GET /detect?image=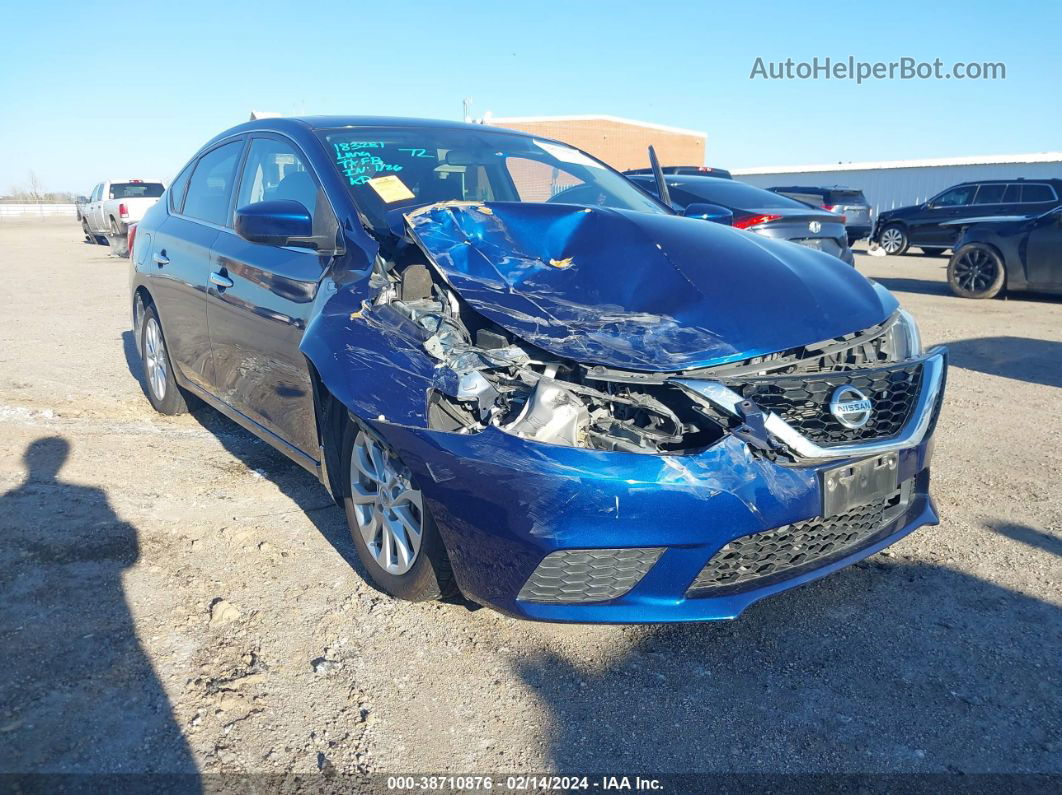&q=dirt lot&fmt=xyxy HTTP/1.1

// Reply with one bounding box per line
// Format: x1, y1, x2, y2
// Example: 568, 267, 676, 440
1, 219, 1059, 778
